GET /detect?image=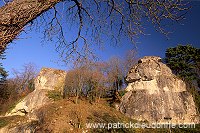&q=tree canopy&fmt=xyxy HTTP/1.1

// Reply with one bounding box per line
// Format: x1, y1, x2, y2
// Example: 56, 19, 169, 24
165, 44, 200, 87
0, 0, 190, 61
0, 51, 7, 83
0, 50, 8, 103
